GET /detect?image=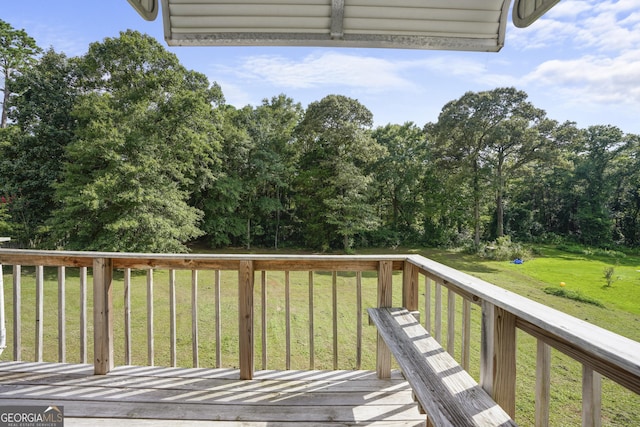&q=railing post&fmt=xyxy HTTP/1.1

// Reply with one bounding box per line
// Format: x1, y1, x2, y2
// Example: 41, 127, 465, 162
402, 260, 419, 314
376, 260, 393, 379
93, 257, 114, 375
482, 302, 517, 418
239, 260, 254, 380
